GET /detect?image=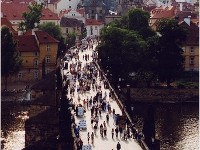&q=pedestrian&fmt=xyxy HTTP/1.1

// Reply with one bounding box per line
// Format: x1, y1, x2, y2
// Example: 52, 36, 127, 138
106, 113, 109, 124
111, 128, 114, 139
100, 124, 103, 137
119, 127, 123, 138
87, 132, 90, 143
103, 126, 107, 137
91, 132, 94, 144
115, 127, 119, 138
94, 123, 98, 135
117, 142, 121, 150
